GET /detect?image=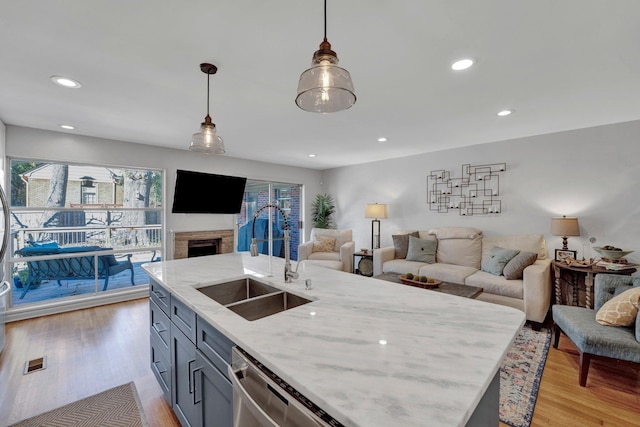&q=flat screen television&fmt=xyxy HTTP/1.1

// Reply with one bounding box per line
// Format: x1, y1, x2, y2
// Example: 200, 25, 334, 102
172, 170, 247, 214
